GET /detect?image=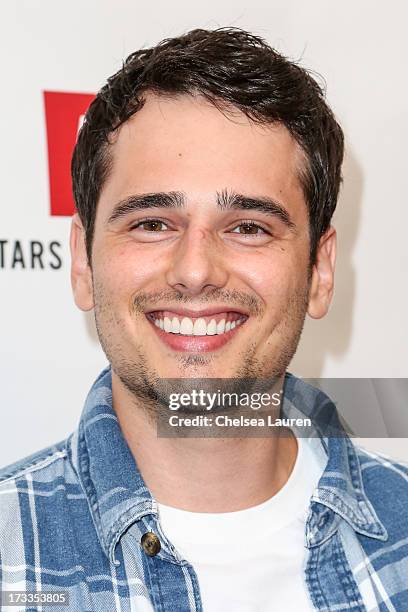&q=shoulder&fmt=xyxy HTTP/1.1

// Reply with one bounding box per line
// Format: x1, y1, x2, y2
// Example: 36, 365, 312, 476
354, 442, 408, 533
0, 437, 78, 542
355, 443, 408, 485
0, 438, 71, 486
0, 436, 88, 578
